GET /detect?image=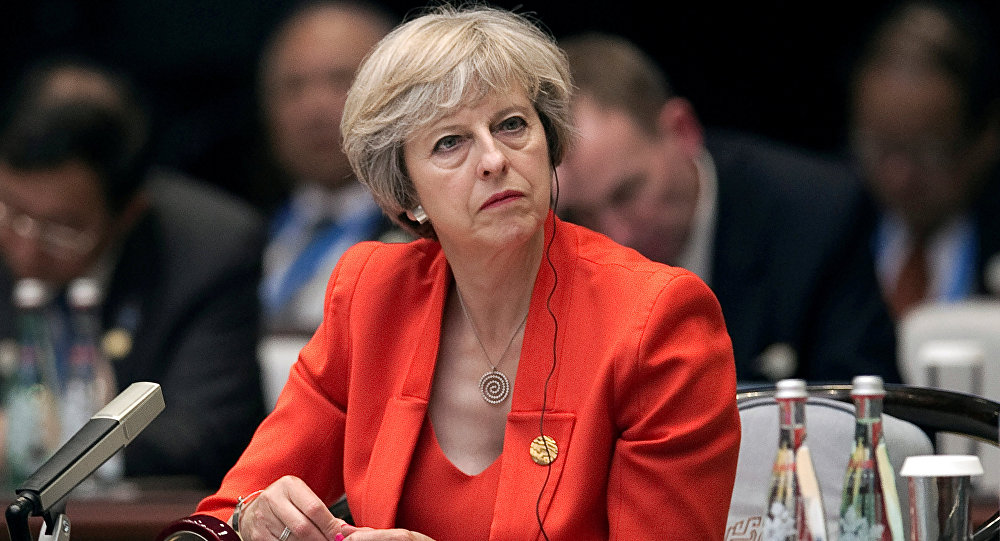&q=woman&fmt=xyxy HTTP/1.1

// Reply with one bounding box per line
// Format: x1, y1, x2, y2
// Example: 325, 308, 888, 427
196, 5, 740, 540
